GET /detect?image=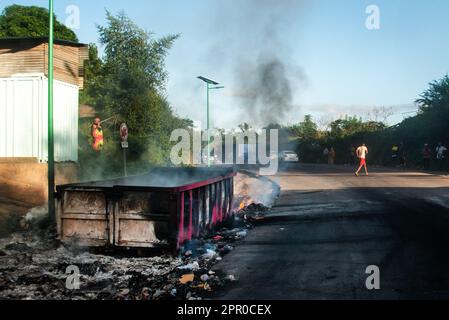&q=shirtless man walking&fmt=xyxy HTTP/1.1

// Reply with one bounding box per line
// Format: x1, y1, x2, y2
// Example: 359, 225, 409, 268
355, 143, 369, 176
